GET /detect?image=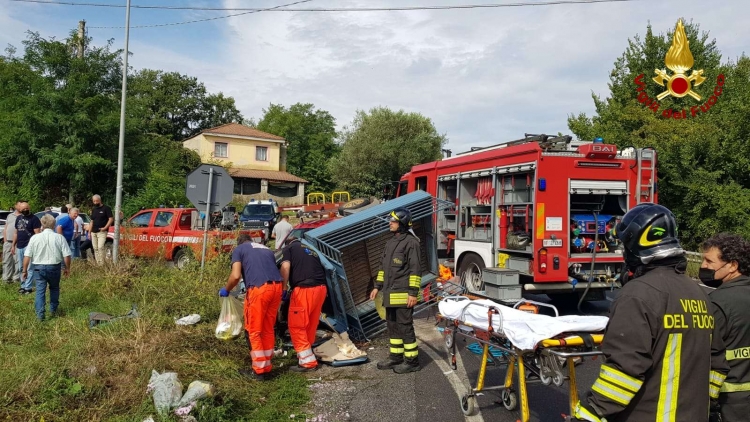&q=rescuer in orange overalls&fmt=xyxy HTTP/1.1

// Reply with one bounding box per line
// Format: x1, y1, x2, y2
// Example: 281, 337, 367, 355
280, 235, 328, 372
220, 234, 283, 381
